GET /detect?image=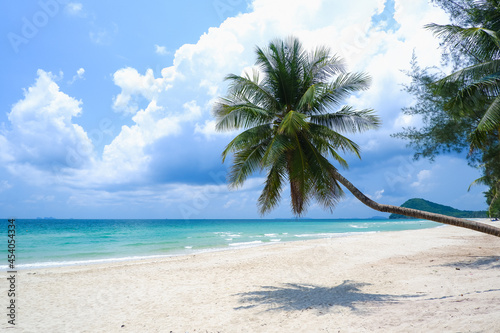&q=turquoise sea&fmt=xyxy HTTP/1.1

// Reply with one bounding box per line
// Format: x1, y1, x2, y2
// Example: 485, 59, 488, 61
1, 218, 441, 269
